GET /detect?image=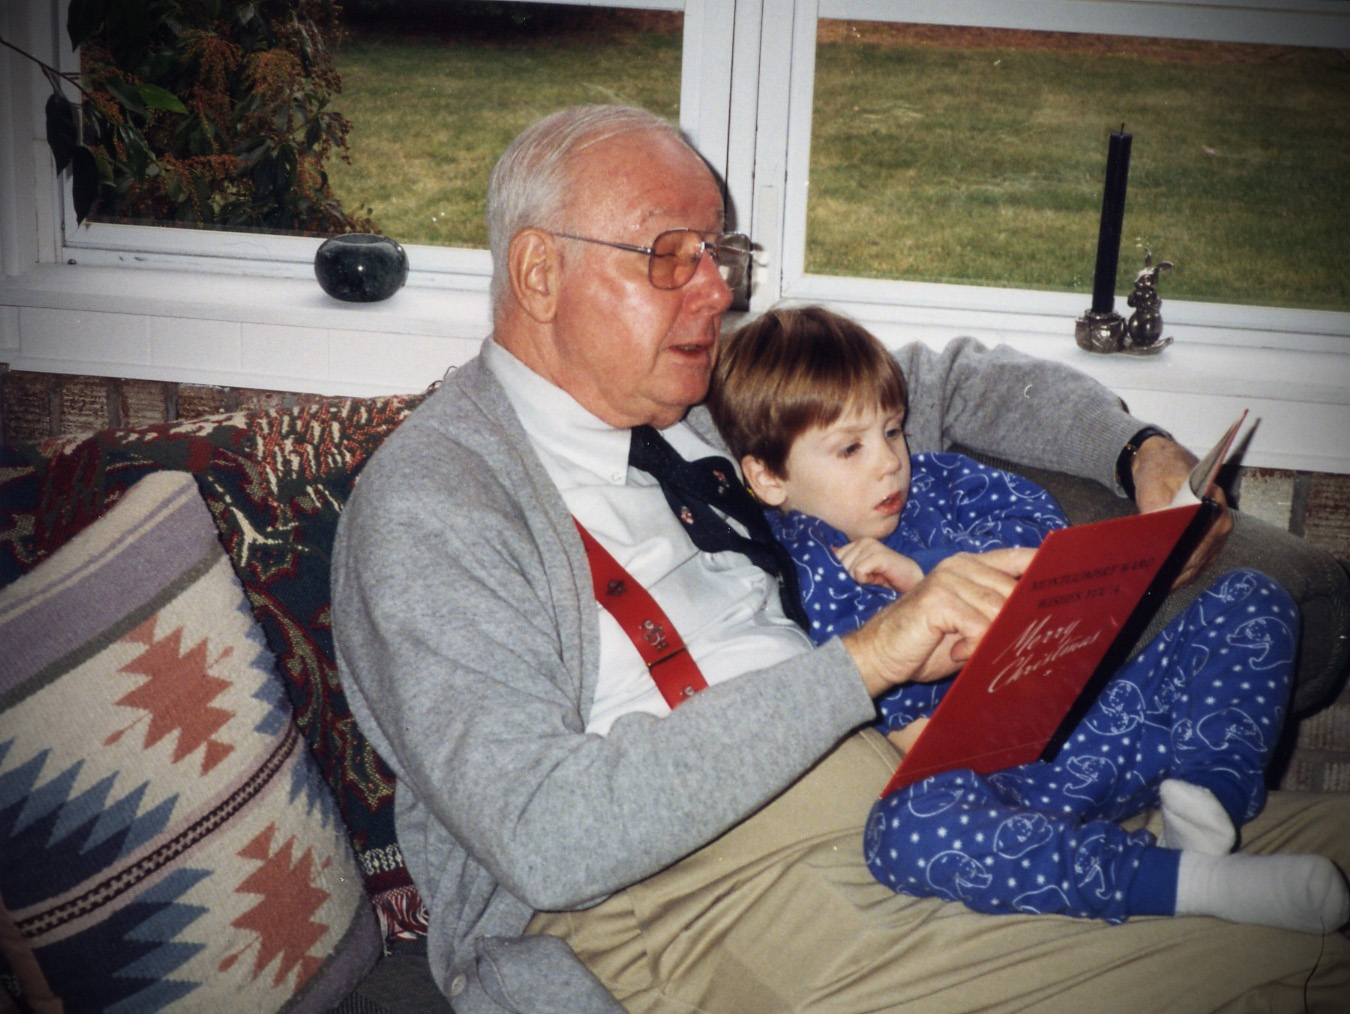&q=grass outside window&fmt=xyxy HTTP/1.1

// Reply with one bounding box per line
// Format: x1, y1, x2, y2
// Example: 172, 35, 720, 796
327, 20, 1350, 312
325, 14, 681, 251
